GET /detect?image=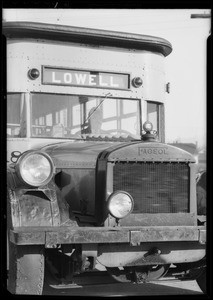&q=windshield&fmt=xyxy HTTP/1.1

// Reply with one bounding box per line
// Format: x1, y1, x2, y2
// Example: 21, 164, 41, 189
31, 93, 141, 139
